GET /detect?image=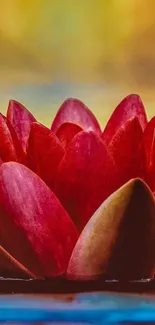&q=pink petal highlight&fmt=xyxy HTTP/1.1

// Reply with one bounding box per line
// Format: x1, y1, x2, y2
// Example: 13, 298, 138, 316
51, 98, 101, 135
0, 162, 79, 277
102, 94, 148, 145
7, 100, 36, 152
